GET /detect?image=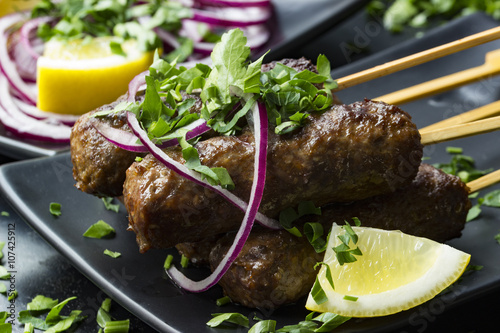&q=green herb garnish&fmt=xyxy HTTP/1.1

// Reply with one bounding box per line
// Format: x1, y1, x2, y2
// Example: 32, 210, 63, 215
343, 295, 358, 302
0, 283, 6, 295
0, 266, 10, 280
216, 296, 231, 307
206, 313, 249, 328
180, 254, 189, 268
0, 212, 9, 217
248, 319, 276, 333
333, 222, 363, 266
164, 255, 173, 270
102, 197, 120, 213
368, 0, 500, 33
304, 223, 328, 253
97, 298, 130, 333
32, 0, 192, 54
7, 290, 17, 302
83, 220, 115, 239
18, 296, 86, 332
310, 276, 328, 305
49, 202, 62, 217
103, 249, 121, 258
